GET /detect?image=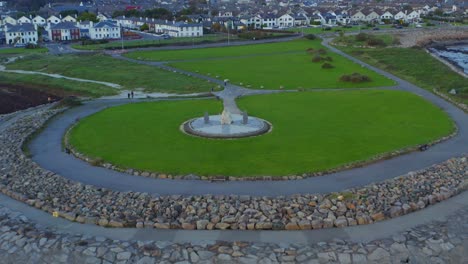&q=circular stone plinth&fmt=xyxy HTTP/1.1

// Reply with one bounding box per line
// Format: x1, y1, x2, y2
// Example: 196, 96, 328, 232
182, 114, 271, 139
